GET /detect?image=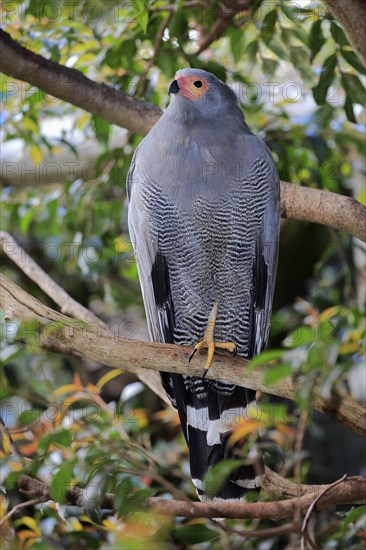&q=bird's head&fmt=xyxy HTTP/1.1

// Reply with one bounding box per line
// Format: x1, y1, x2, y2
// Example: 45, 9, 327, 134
167, 68, 239, 121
